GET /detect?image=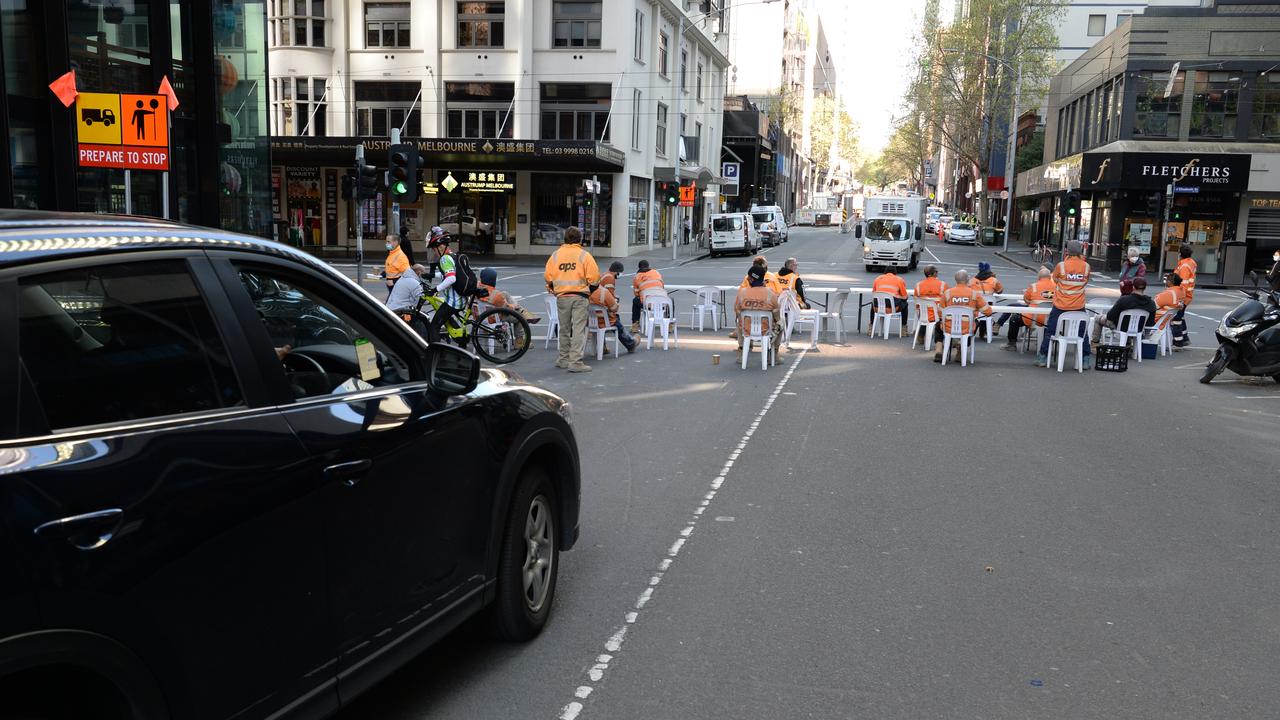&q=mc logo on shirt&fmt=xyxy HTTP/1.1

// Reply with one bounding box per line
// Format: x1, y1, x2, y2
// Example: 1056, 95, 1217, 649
1065, 273, 1086, 281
